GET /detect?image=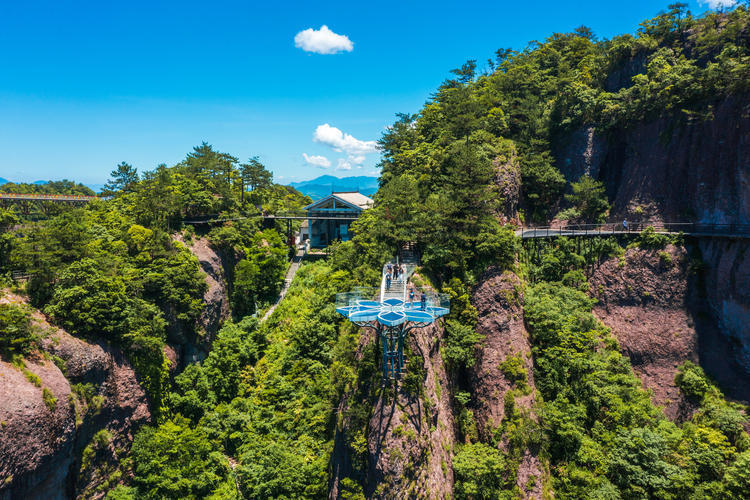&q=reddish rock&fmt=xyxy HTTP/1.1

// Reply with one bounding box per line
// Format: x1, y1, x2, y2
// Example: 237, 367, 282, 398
171, 235, 231, 366
590, 241, 750, 411
364, 321, 456, 499
557, 94, 750, 225
589, 245, 703, 420
0, 293, 150, 500
471, 269, 544, 499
